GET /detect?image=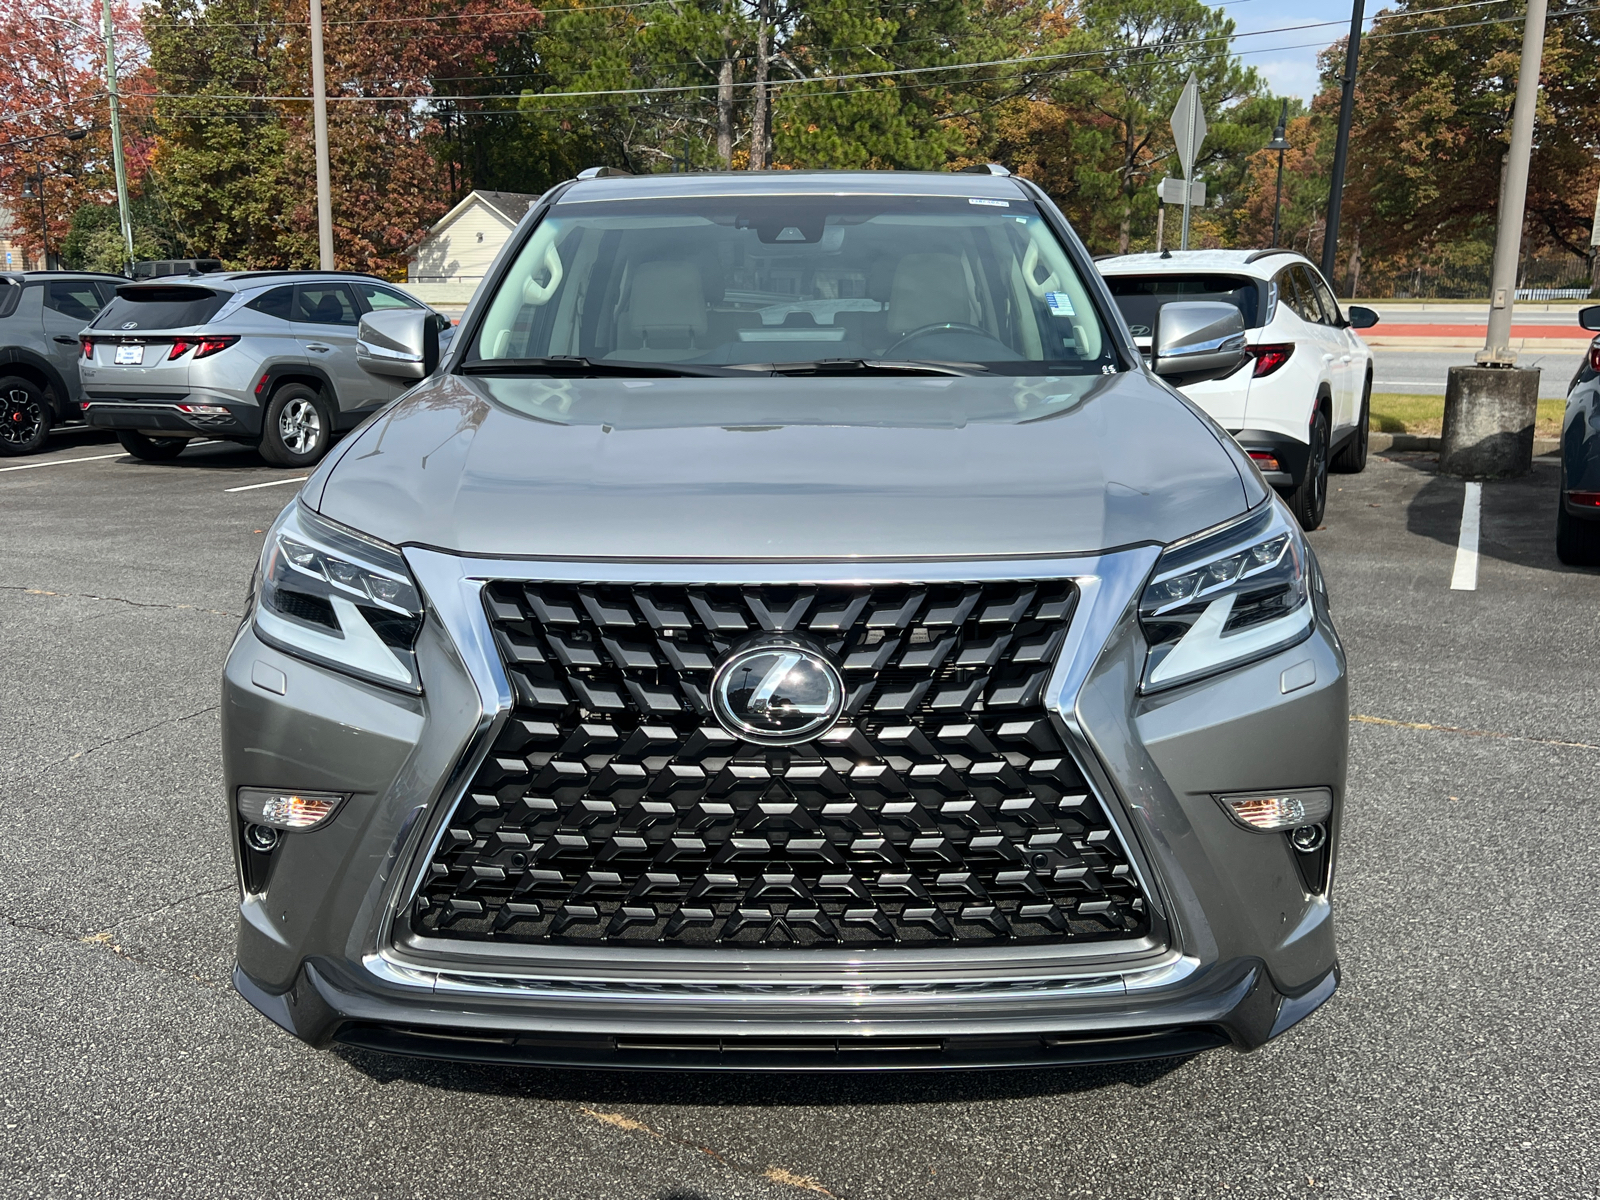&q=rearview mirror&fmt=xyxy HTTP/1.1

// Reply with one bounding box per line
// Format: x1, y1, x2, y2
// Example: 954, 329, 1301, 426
1346, 305, 1380, 330
1579, 306, 1600, 332
357, 309, 439, 380
1151, 301, 1247, 387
